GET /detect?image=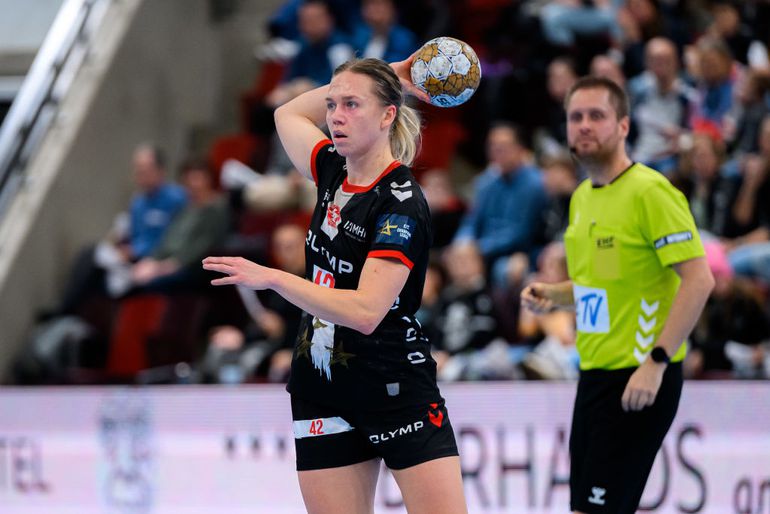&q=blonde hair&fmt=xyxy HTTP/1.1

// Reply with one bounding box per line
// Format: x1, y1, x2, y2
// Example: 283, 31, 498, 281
333, 58, 421, 166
